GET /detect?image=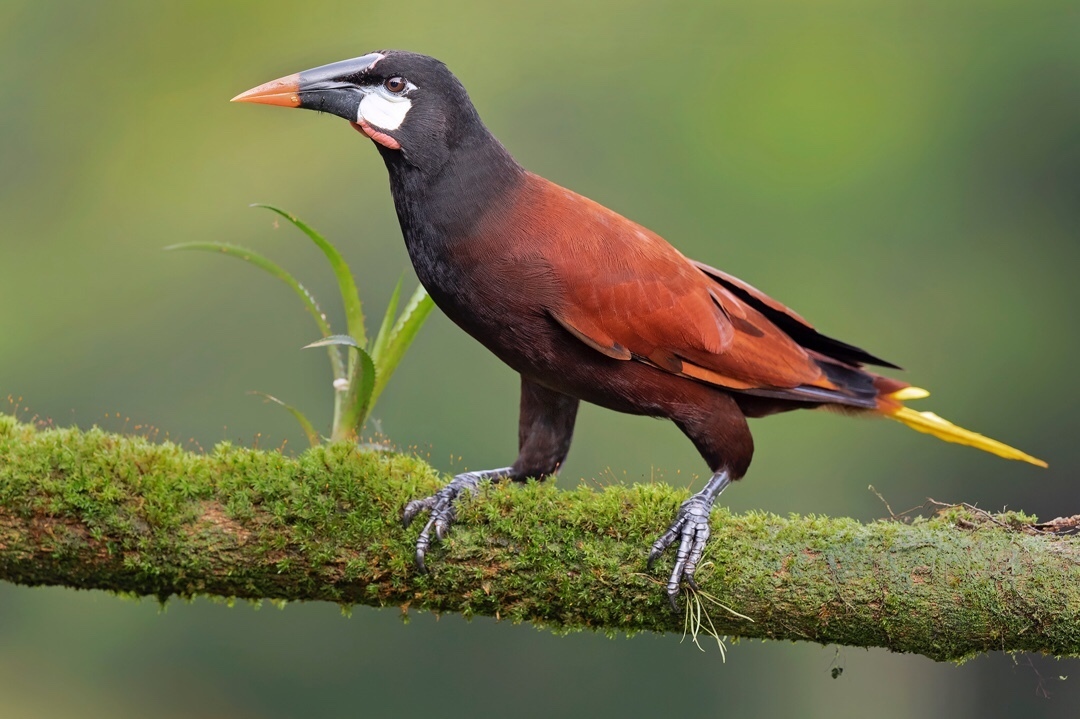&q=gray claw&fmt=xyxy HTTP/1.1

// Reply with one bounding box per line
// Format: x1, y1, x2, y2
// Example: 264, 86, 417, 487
648, 516, 685, 569
659, 498, 711, 611
402, 496, 434, 527
403, 468, 513, 572
413, 494, 459, 571
647, 470, 730, 611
